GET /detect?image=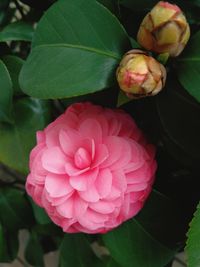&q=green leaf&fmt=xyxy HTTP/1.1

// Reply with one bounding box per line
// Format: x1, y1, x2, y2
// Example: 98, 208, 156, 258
156, 78, 200, 167
186, 201, 200, 267
20, 44, 119, 99
59, 234, 103, 267
106, 259, 122, 267
177, 31, 200, 102
0, 97, 51, 173
0, 21, 34, 42
32, 0, 129, 54
102, 190, 180, 267
2, 55, 24, 95
29, 198, 51, 225
103, 219, 174, 267
117, 90, 132, 107
20, 0, 130, 99
0, 59, 13, 123
0, 187, 33, 231
136, 190, 184, 248
25, 230, 44, 267
0, 224, 19, 263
